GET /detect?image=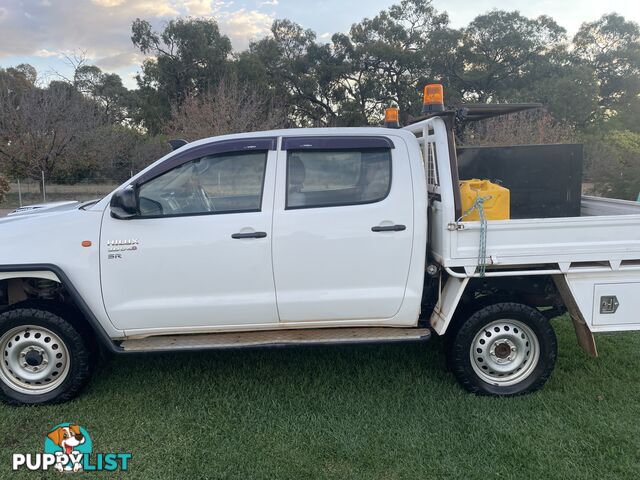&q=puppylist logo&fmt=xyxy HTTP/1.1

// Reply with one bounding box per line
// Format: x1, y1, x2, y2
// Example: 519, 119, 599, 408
12, 423, 131, 473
